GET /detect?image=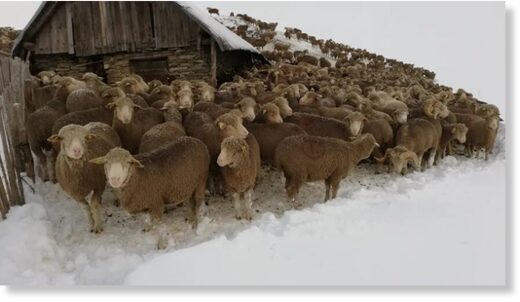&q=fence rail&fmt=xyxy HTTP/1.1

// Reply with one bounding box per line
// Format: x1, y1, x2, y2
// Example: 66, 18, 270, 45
0, 56, 32, 219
